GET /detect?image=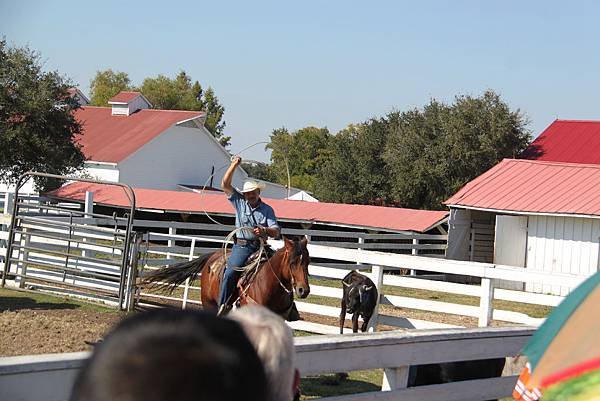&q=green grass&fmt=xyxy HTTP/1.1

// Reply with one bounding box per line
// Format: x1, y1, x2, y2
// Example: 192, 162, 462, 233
308, 276, 553, 318
0, 287, 119, 313
300, 370, 382, 400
